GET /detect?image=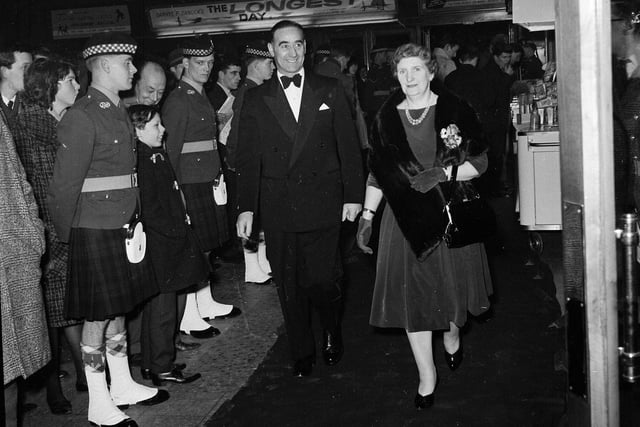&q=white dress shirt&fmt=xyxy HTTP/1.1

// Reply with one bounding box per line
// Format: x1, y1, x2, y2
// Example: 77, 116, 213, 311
277, 69, 305, 122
